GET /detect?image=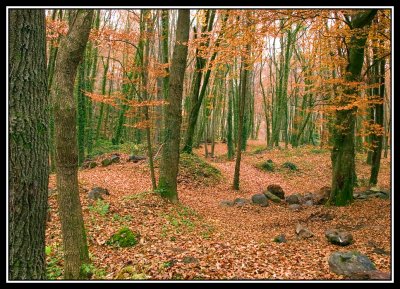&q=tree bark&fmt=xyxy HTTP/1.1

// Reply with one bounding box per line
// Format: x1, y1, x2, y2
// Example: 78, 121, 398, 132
51, 10, 93, 279
157, 9, 190, 203
9, 9, 49, 280
329, 10, 377, 206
